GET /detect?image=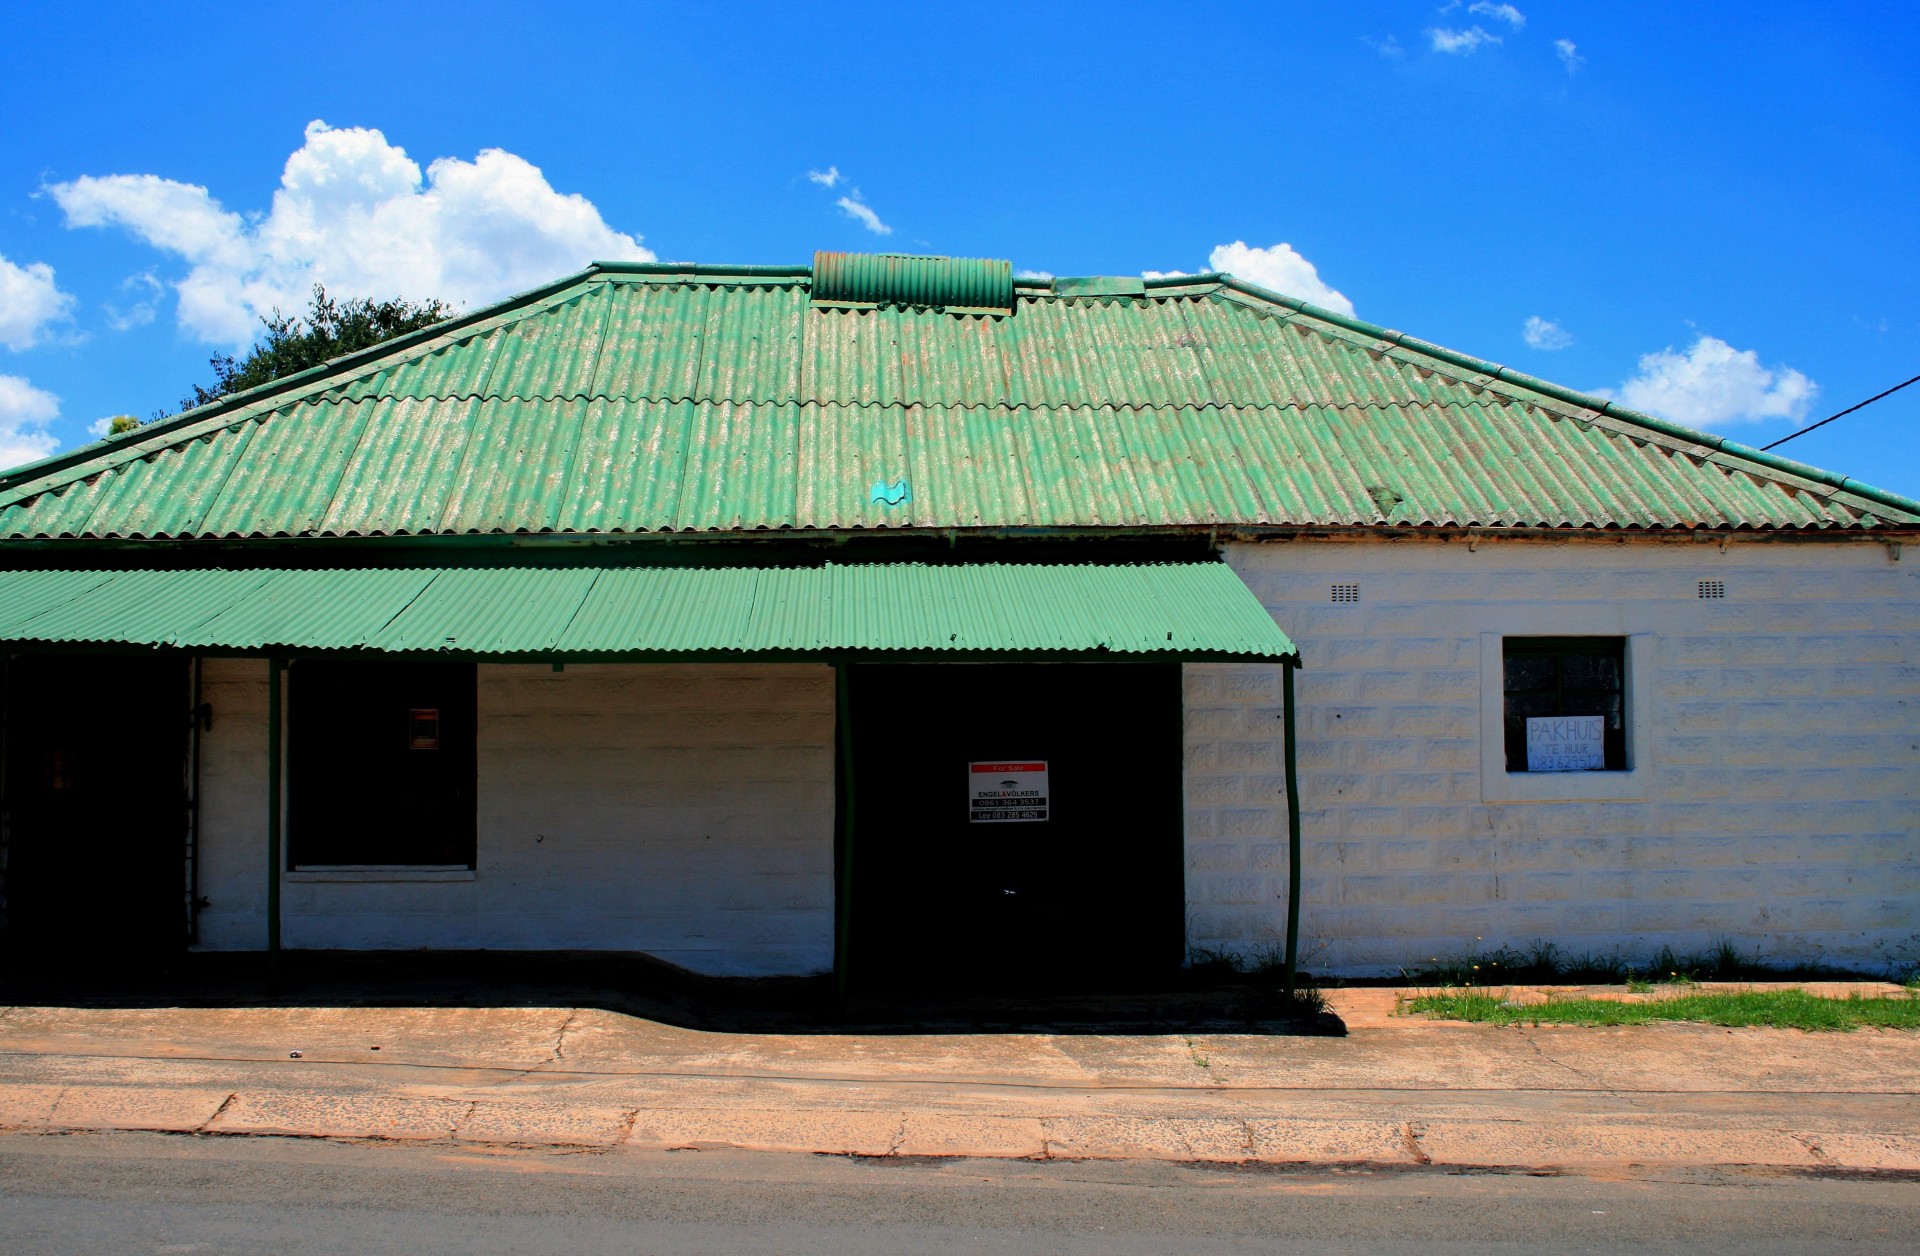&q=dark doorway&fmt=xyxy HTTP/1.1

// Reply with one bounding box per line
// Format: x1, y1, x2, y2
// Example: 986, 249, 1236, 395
2, 653, 189, 968
845, 663, 1184, 993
